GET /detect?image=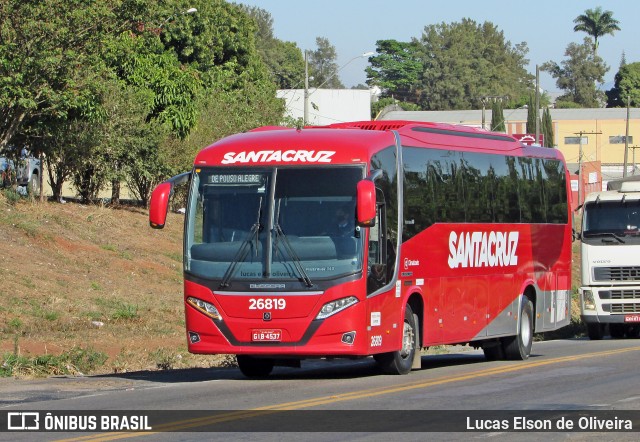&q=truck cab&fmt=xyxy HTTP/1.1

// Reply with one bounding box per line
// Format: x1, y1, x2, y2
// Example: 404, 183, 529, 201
579, 180, 640, 339
0, 147, 41, 195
